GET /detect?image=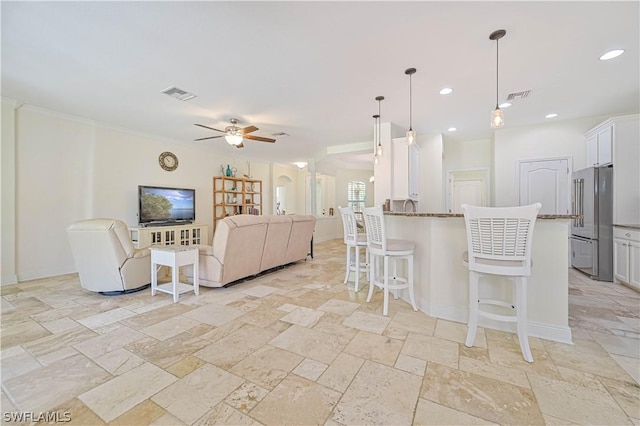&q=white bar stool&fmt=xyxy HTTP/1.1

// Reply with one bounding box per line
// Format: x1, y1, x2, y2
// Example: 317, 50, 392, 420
339, 206, 368, 292
461, 202, 541, 363
363, 206, 417, 316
